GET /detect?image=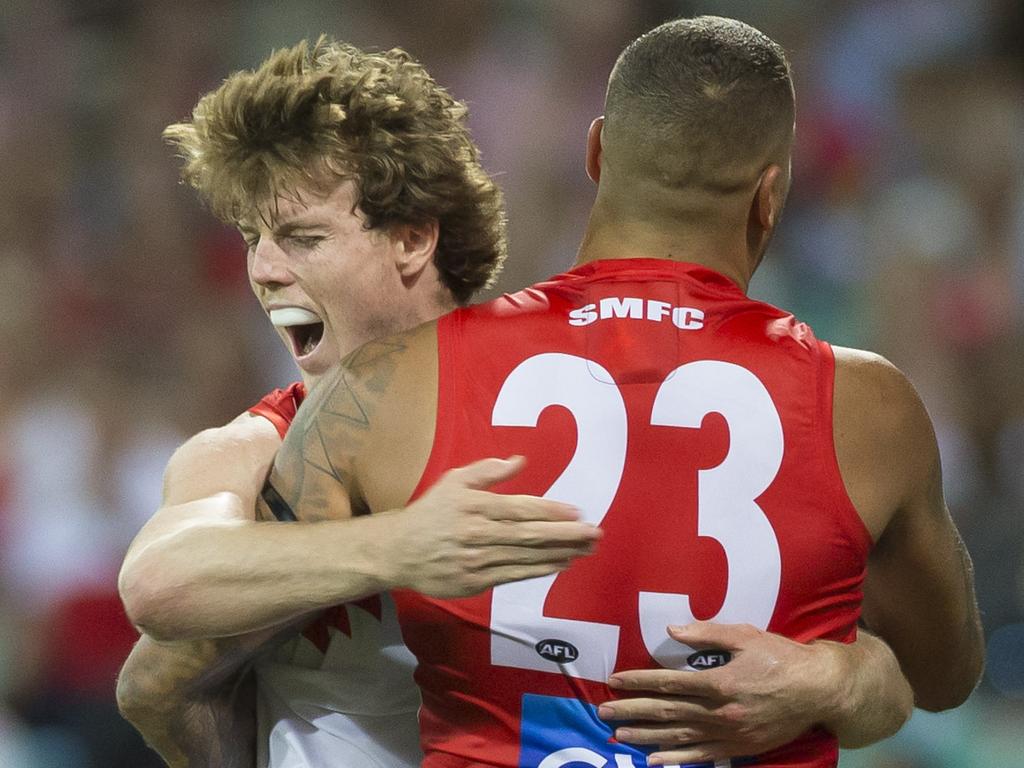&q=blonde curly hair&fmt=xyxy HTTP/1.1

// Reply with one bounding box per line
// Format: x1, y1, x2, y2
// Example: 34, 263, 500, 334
164, 37, 506, 304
